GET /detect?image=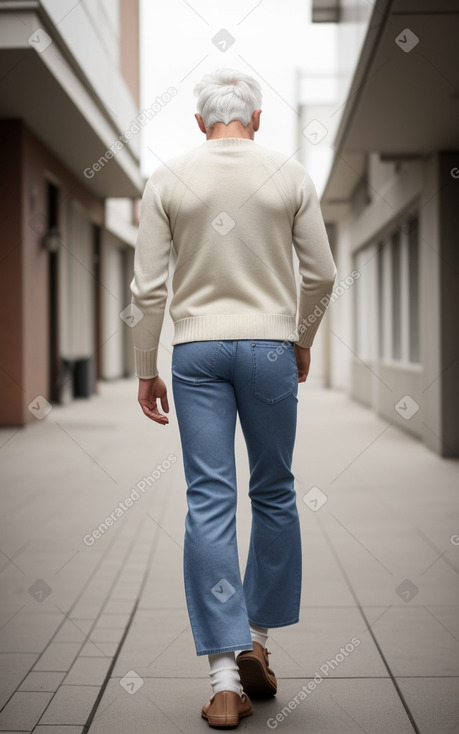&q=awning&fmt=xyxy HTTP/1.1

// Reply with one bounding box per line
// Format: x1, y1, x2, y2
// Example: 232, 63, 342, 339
321, 0, 459, 217
0, 8, 144, 198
